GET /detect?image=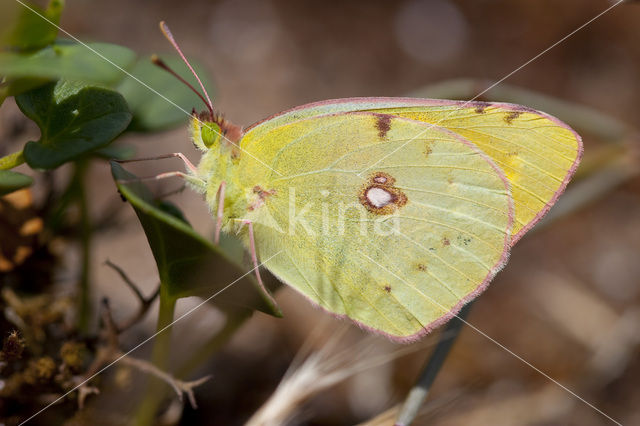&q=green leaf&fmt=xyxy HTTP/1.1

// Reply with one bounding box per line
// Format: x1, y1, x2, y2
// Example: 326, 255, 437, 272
156, 199, 190, 224
0, 42, 136, 86
16, 80, 132, 169
111, 162, 281, 316
1, 0, 64, 51
116, 55, 214, 131
0, 170, 33, 195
